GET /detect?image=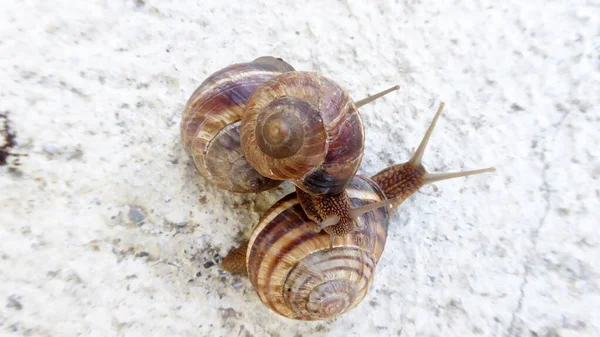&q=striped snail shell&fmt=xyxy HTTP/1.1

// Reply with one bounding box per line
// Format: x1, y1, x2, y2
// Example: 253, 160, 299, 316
240, 71, 365, 196
180, 57, 295, 193
246, 175, 389, 320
